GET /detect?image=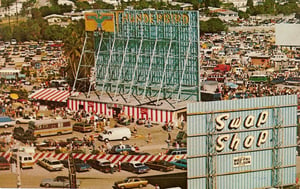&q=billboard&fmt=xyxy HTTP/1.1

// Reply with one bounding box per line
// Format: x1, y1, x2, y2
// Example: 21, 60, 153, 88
187, 95, 297, 189
89, 9, 200, 102
85, 11, 115, 32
